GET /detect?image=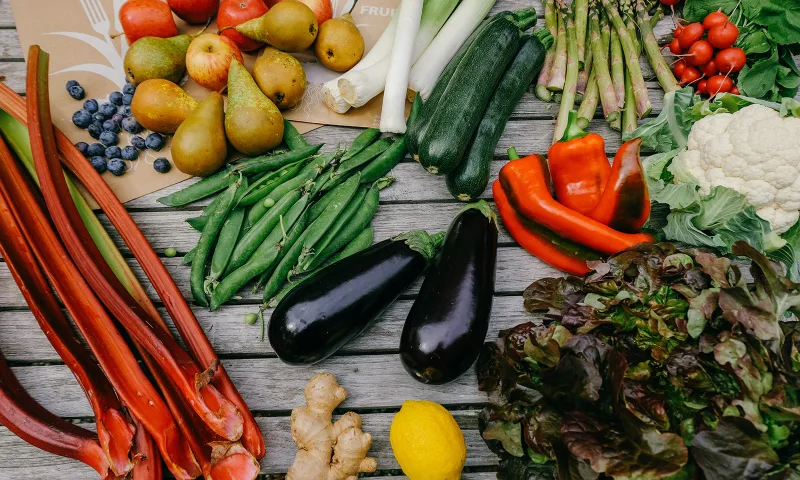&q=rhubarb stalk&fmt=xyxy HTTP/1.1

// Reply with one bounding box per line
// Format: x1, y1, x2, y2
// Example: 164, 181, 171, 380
636, 0, 679, 92
553, 1, 580, 142
589, 10, 619, 122
0, 64, 265, 462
